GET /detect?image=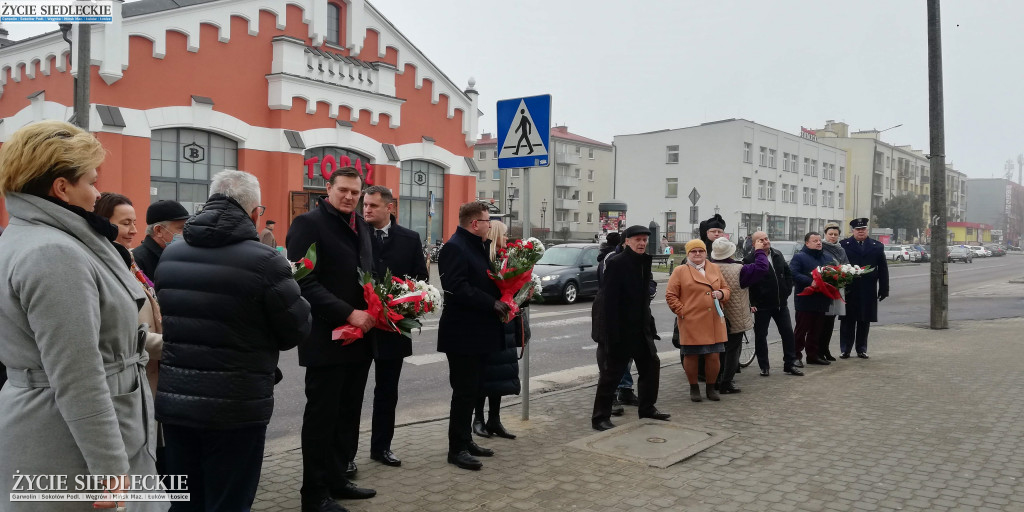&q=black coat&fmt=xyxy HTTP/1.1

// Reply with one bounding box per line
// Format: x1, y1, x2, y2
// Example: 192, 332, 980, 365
790, 246, 832, 313
437, 226, 503, 355
591, 248, 656, 358
155, 195, 311, 429
132, 235, 163, 282
286, 197, 375, 366
839, 236, 890, 322
743, 247, 793, 310
481, 313, 528, 397
370, 215, 429, 360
